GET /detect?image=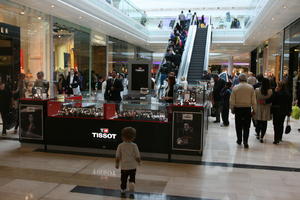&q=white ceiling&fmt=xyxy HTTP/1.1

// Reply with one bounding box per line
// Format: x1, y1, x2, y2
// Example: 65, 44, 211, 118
130, 0, 258, 10
6, 0, 300, 65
